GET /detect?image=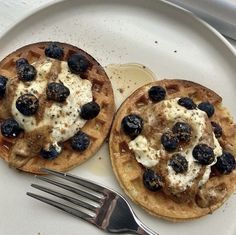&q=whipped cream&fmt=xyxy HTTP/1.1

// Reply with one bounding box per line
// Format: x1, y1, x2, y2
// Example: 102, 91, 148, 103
129, 135, 161, 168
129, 98, 222, 193
12, 59, 92, 146
163, 98, 221, 191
